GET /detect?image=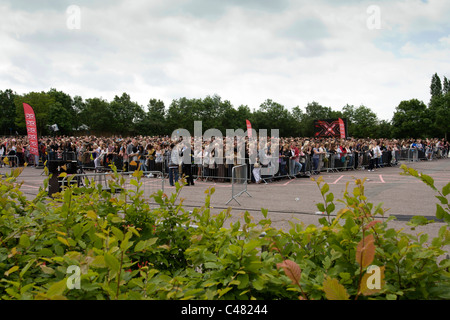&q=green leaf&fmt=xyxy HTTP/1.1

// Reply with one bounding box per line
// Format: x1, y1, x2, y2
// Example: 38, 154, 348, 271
4, 266, 19, 277
47, 279, 67, 298
218, 287, 232, 298
57, 236, 70, 247
325, 192, 334, 203
326, 203, 335, 215
104, 253, 120, 275
436, 204, 446, 220
420, 173, 436, 190
90, 255, 106, 268
237, 273, 249, 289
134, 238, 157, 252
252, 277, 265, 291
408, 215, 431, 227
442, 182, 450, 196
58, 172, 67, 178
19, 234, 31, 248
435, 196, 448, 205
322, 276, 350, 300
40, 265, 56, 274
316, 203, 325, 212
20, 260, 35, 278
261, 208, 268, 219
111, 226, 124, 242
6, 288, 20, 299
321, 183, 329, 196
